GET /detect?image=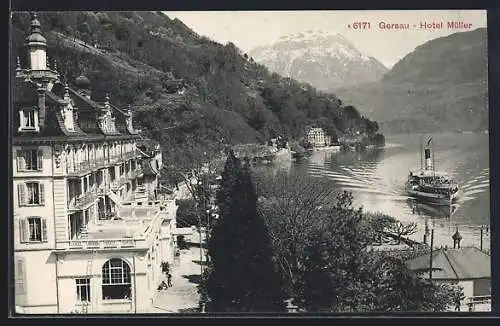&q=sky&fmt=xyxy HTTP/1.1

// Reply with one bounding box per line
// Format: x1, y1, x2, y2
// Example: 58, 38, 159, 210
163, 10, 487, 68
